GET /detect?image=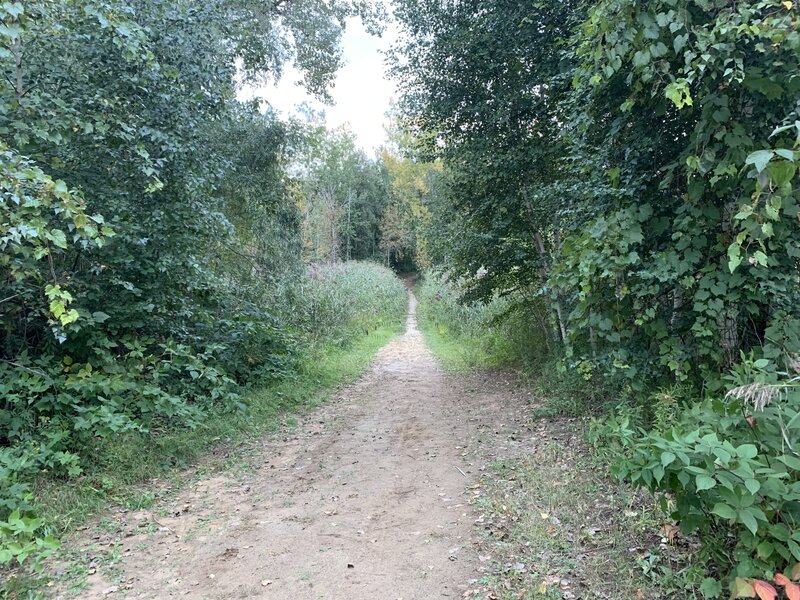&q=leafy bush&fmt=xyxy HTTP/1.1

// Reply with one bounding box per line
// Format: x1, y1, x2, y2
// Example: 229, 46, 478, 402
0, 511, 58, 568
592, 358, 800, 594
416, 271, 621, 414
0, 0, 394, 582
0, 261, 405, 571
